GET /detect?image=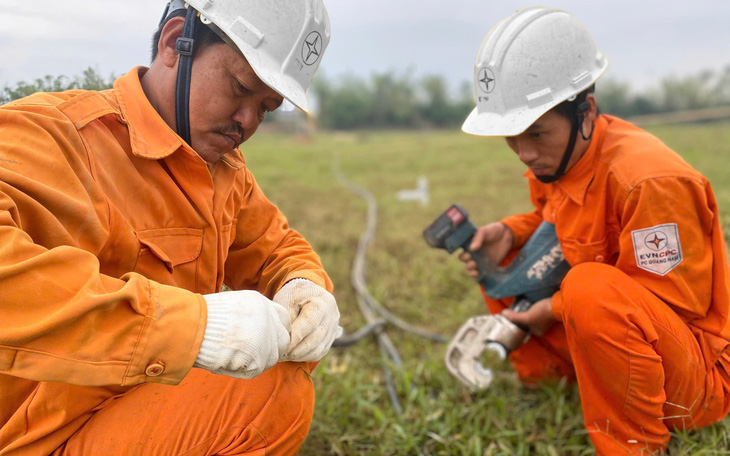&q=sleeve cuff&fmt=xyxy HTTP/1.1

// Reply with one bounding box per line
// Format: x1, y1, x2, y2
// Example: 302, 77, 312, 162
280, 270, 333, 294
122, 276, 207, 386
500, 216, 533, 249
